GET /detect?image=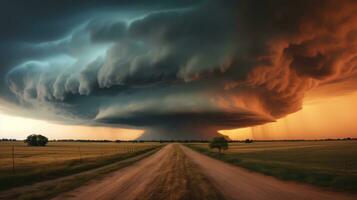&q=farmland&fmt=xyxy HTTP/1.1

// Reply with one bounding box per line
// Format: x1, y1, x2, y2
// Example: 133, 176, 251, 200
187, 140, 357, 192
1, 142, 356, 200
0, 141, 162, 191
